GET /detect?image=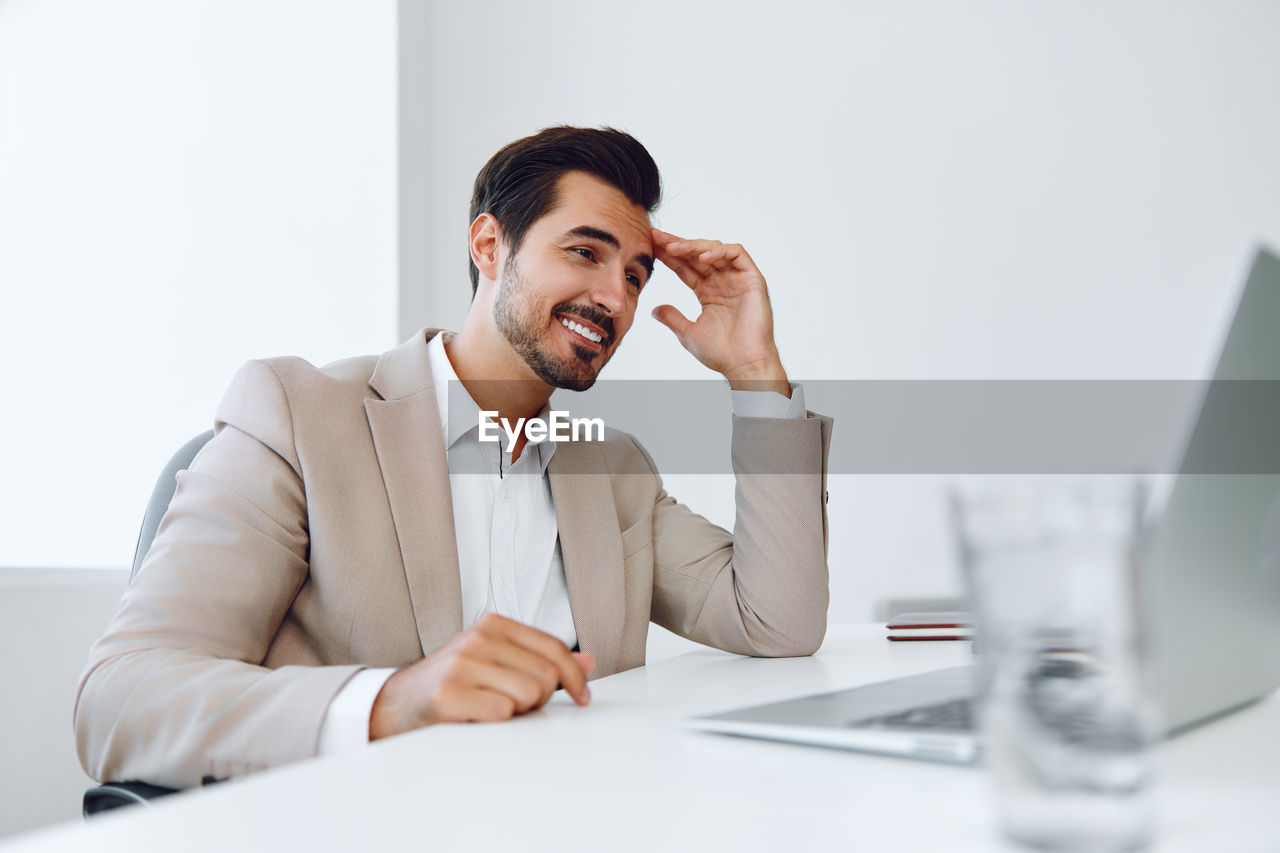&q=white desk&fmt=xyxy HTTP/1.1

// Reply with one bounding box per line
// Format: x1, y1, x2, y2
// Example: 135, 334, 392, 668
6, 626, 1277, 852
